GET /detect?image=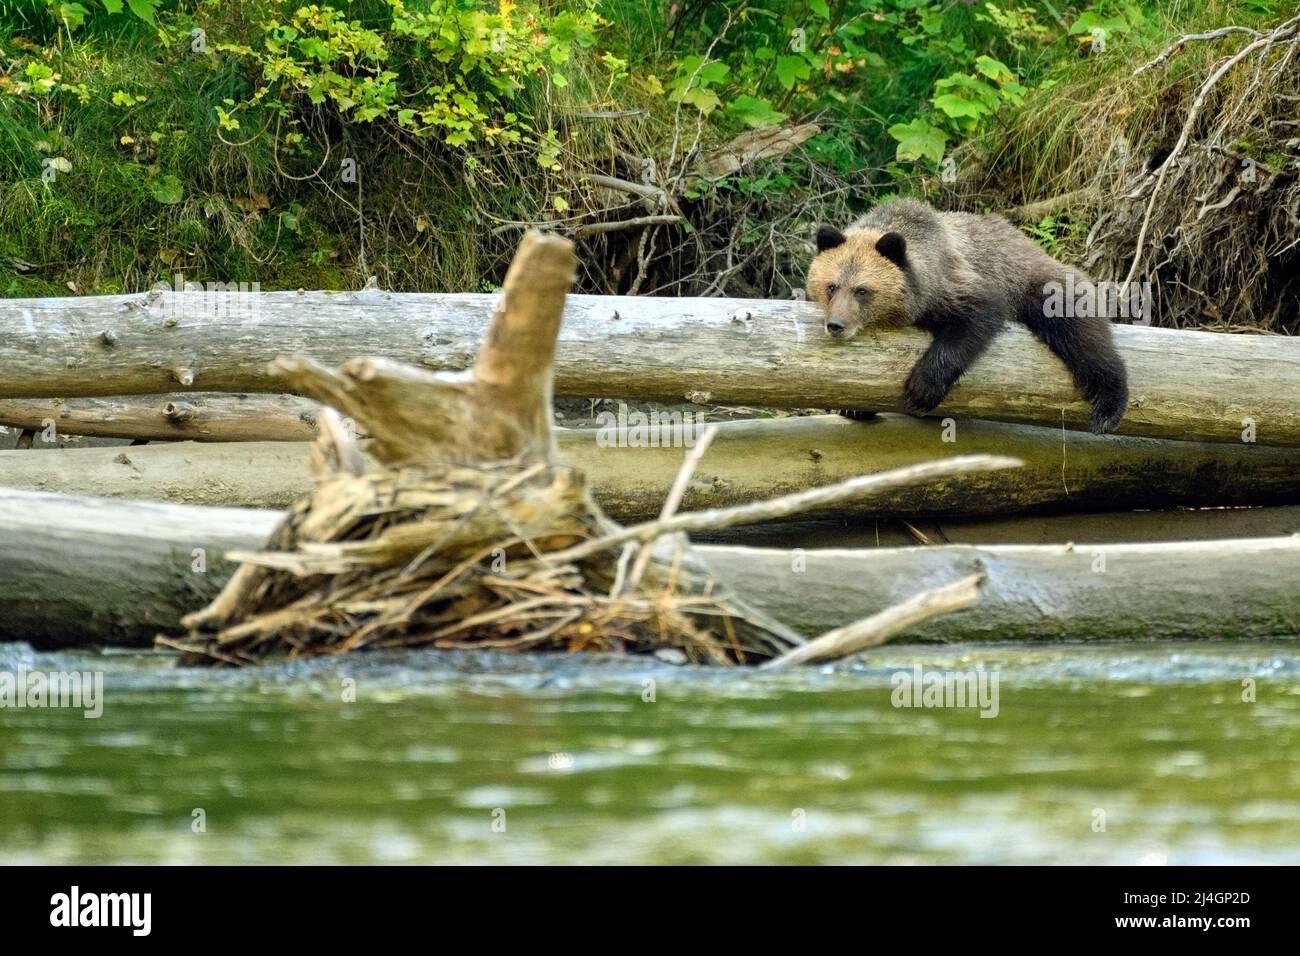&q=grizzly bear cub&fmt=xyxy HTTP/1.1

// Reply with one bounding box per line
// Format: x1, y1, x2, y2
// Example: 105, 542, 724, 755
809, 198, 1129, 433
